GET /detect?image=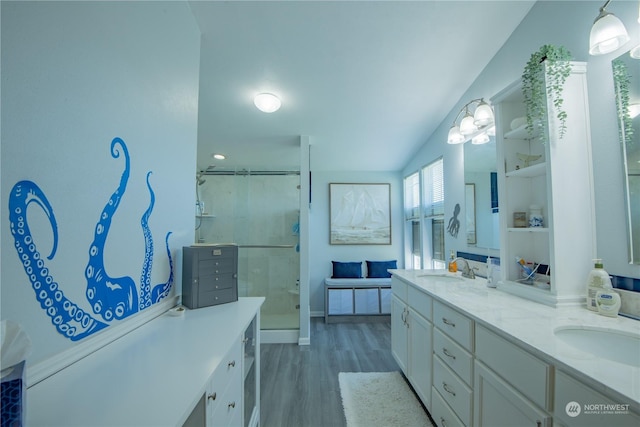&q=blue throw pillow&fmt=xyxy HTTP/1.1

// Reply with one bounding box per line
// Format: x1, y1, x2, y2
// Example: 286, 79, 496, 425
332, 261, 362, 279
366, 260, 397, 278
